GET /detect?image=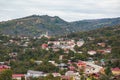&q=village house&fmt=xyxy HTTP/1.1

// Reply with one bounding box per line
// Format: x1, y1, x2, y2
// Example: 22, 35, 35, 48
48, 60, 58, 66
111, 67, 120, 75
97, 42, 106, 47
88, 37, 95, 41
9, 39, 14, 43
74, 72, 81, 80
41, 43, 48, 50
65, 71, 81, 80
77, 39, 84, 47
0, 62, 5, 65
104, 48, 111, 53
85, 62, 104, 74
38, 32, 50, 39
9, 52, 18, 58
48, 41, 60, 45
25, 70, 44, 78
68, 66, 75, 71
77, 61, 87, 74
77, 61, 86, 70
53, 48, 60, 52
77, 61, 104, 74
61, 75, 71, 80
48, 40, 76, 51
58, 63, 68, 70
65, 71, 75, 76
34, 61, 43, 65
87, 50, 97, 55
97, 48, 111, 54
52, 73, 61, 77
0, 65, 10, 72
12, 74, 25, 80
